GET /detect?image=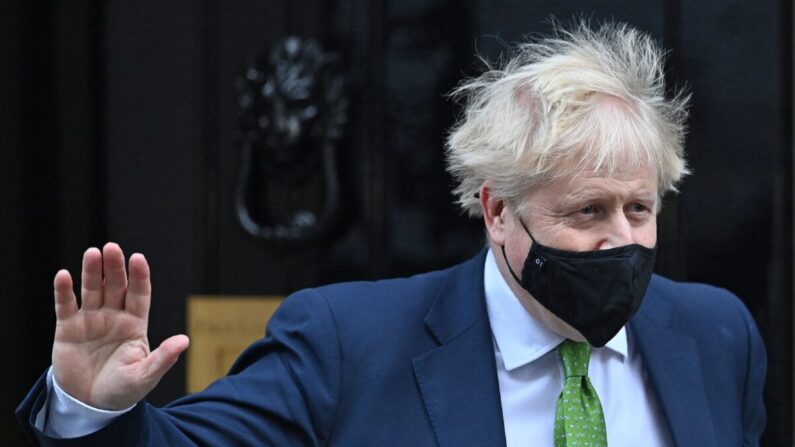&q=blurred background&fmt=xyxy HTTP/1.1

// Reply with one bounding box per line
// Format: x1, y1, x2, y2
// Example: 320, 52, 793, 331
1, 0, 792, 445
